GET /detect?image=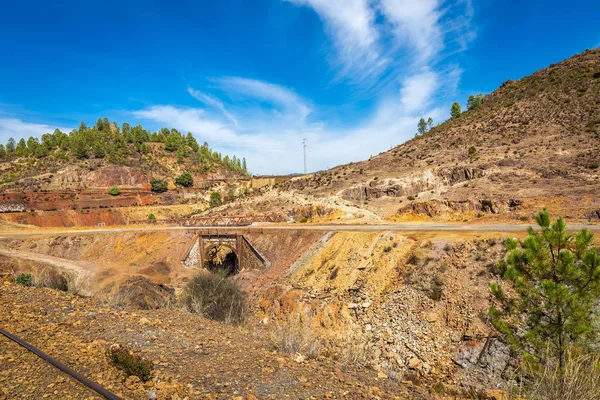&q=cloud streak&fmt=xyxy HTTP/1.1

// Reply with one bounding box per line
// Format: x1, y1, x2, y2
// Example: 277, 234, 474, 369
213, 77, 311, 121
285, 0, 385, 82
187, 88, 239, 128
0, 118, 71, 143
131, 1, 476, 174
